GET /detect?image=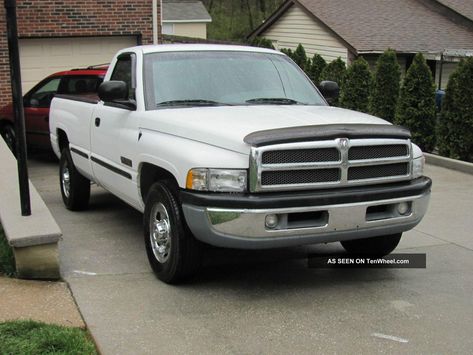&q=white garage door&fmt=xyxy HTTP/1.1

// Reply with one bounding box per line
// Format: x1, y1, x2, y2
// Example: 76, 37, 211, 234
19, 36, 137, 92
